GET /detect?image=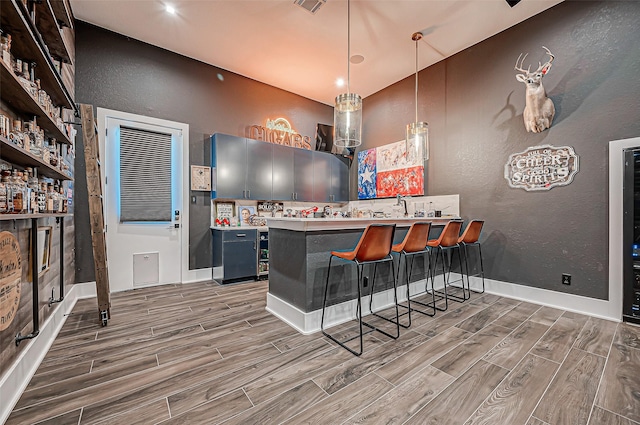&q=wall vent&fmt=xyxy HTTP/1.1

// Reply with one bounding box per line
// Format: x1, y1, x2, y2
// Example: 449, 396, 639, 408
294, 0, 326, 14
